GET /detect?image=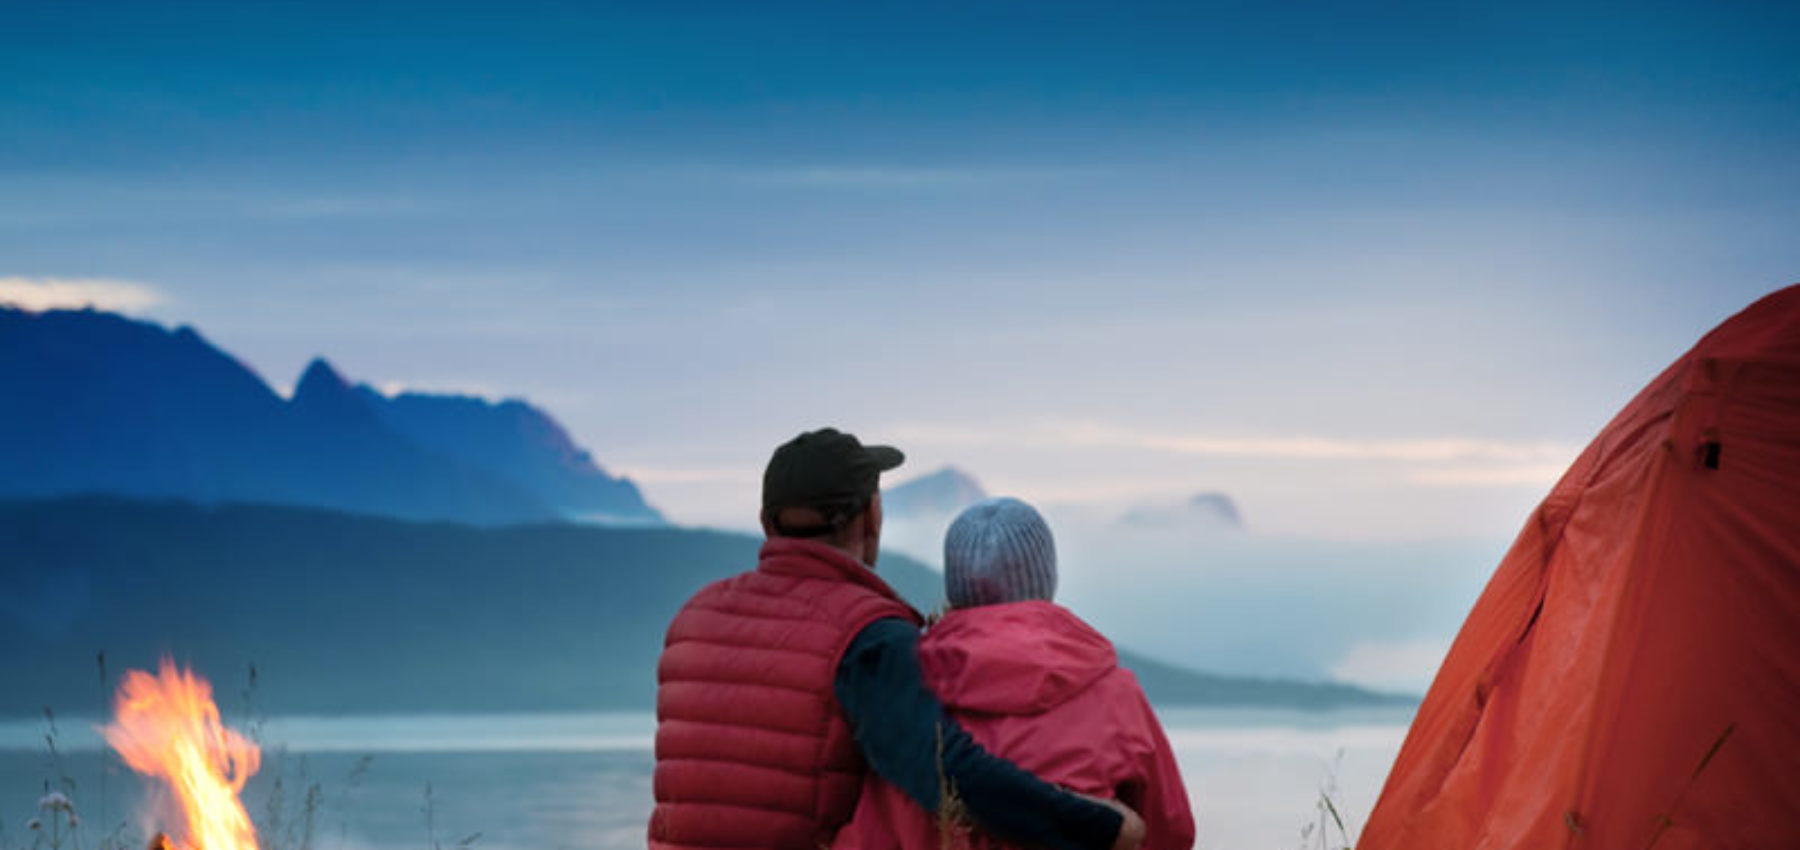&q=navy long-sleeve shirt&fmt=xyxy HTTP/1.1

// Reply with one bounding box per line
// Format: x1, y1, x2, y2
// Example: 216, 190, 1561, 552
835, 617, 1123, 850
